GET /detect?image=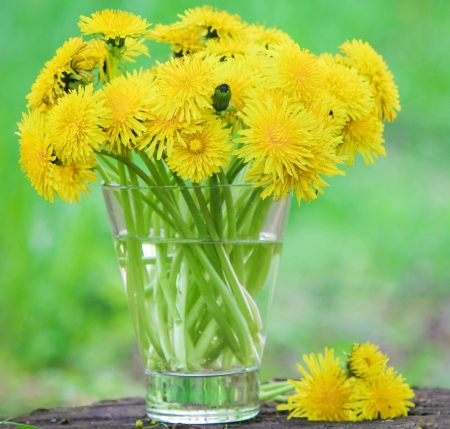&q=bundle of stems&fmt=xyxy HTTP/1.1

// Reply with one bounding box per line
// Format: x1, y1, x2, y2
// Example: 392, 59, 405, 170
101, 149, 285, 372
